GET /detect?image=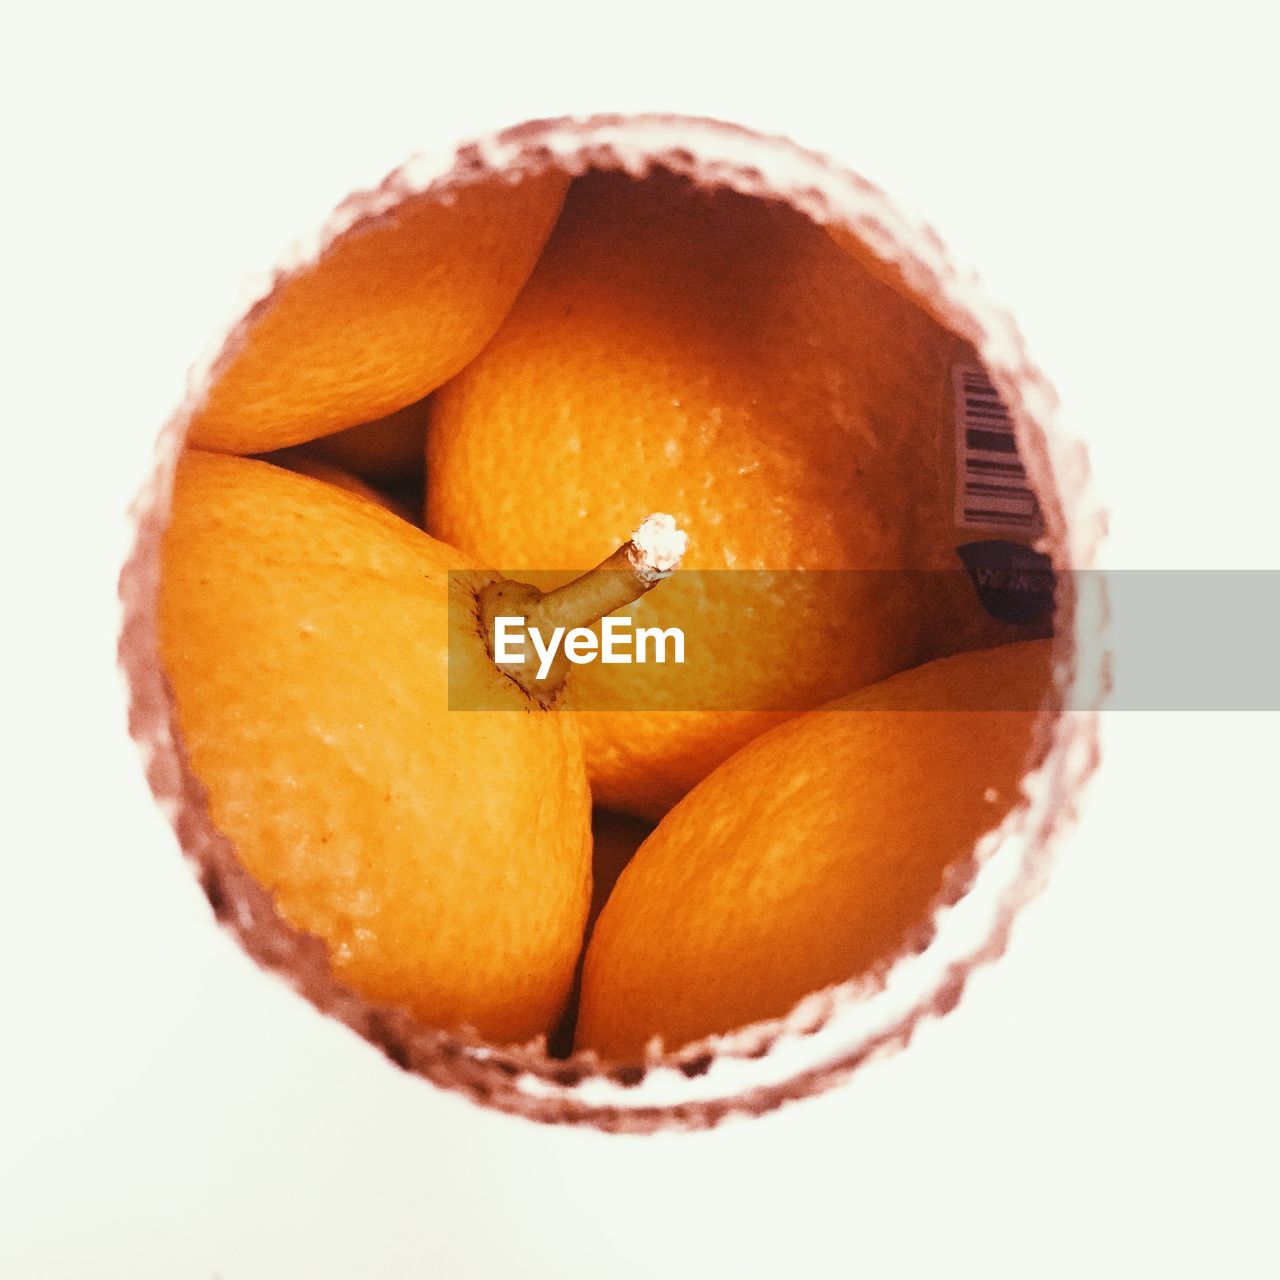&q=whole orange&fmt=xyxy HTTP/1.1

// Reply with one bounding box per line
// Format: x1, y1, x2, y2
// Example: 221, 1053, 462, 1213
159, 451, 591, 1044
426, 170, 1015, 819
575, 640, 1054, 1059
189, 171, 568, 455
